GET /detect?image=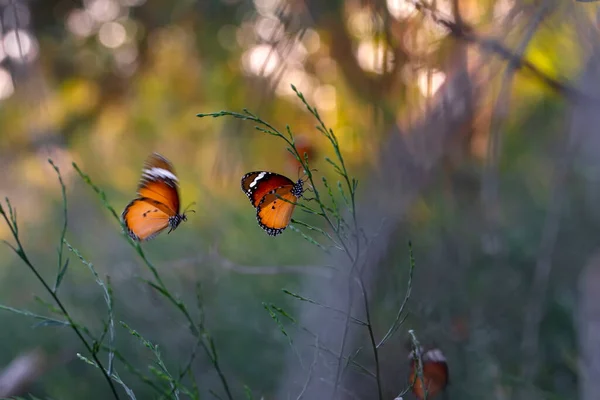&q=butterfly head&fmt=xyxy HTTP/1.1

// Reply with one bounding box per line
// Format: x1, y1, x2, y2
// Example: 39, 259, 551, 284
167, 202, 195, 233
